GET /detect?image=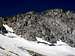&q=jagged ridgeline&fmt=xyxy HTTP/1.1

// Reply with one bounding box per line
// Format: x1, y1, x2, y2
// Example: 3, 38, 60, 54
1, 9, 75, 47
